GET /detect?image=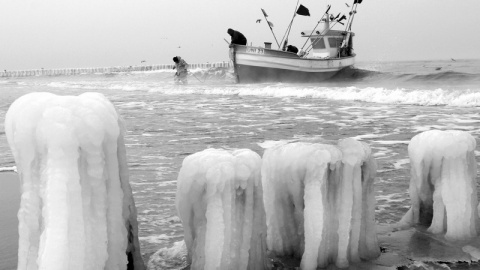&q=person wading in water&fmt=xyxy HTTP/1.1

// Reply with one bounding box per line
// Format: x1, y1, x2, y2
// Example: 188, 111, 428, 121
173, 56, 188, 84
